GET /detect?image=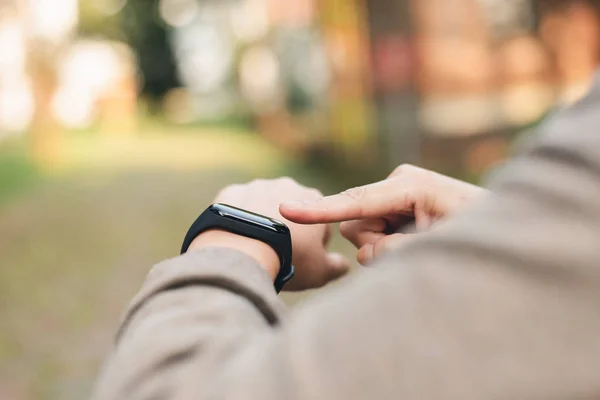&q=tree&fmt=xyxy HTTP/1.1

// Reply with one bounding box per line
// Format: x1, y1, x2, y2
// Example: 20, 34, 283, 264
78, 0, 181, 108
